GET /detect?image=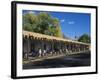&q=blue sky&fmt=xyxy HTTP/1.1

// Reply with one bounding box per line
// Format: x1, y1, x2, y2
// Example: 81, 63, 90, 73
23, 10, 91, 39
